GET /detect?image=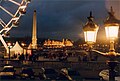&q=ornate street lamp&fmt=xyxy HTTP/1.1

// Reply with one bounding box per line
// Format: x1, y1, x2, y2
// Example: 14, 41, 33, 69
83, 11, 99, 60
104, 7, 119, 57
83, 7, 120, 81
104, 7, 120, 81
83, 11, 99, 46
